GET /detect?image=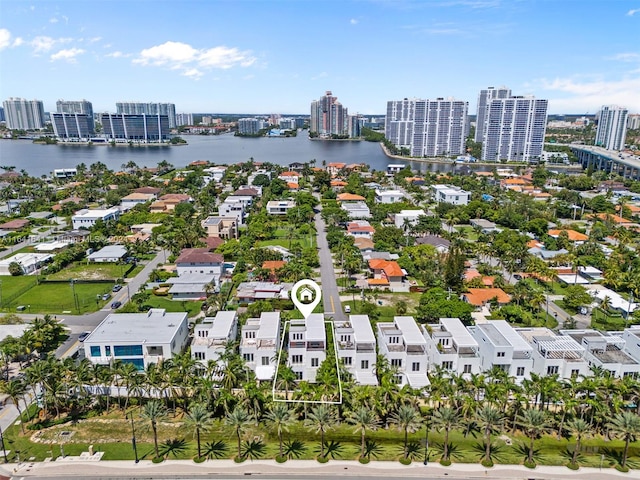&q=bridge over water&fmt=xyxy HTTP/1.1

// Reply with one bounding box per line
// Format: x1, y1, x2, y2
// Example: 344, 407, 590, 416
571, 145, 640, 180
